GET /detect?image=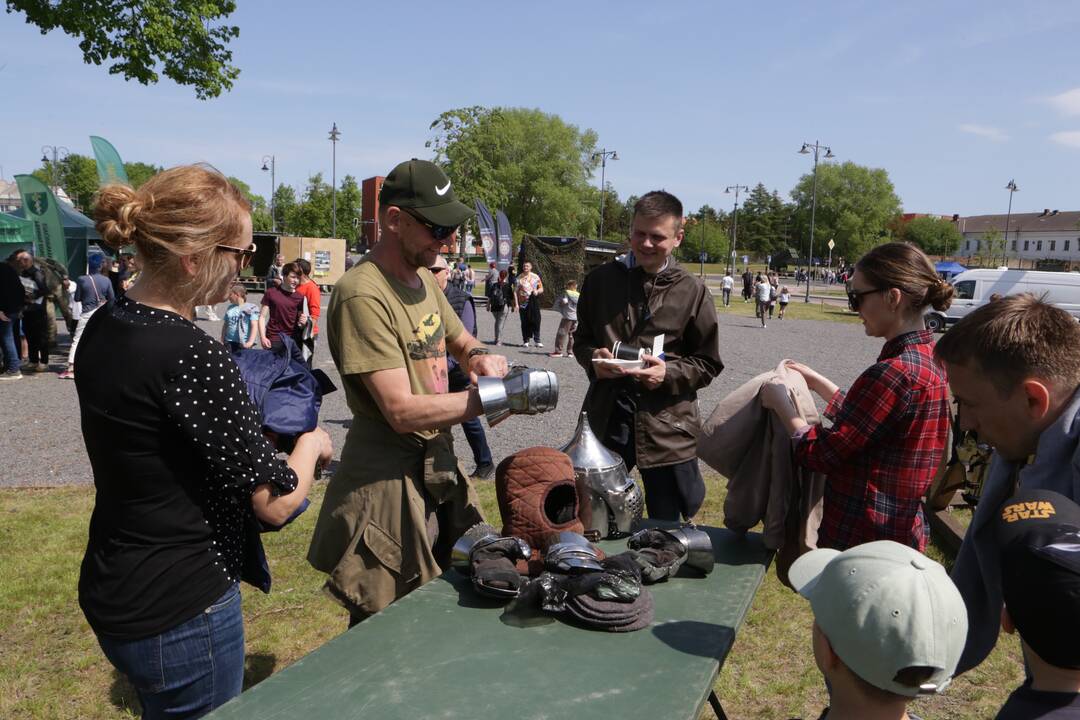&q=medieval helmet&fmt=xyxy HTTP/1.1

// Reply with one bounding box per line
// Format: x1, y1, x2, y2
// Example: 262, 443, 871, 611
561, 412, 645, 539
